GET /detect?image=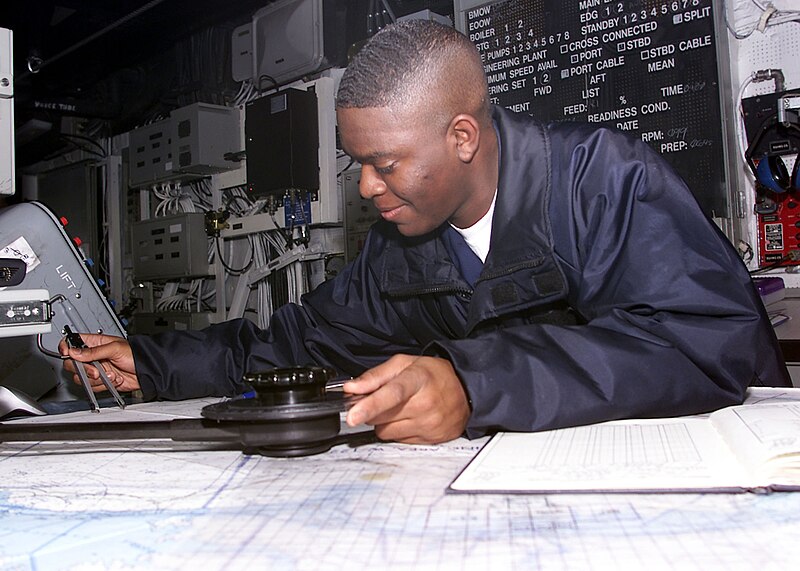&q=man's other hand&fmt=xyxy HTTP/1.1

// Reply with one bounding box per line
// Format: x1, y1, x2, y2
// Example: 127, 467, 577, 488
343, 354, 470, 444
59, 333, 140, 393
